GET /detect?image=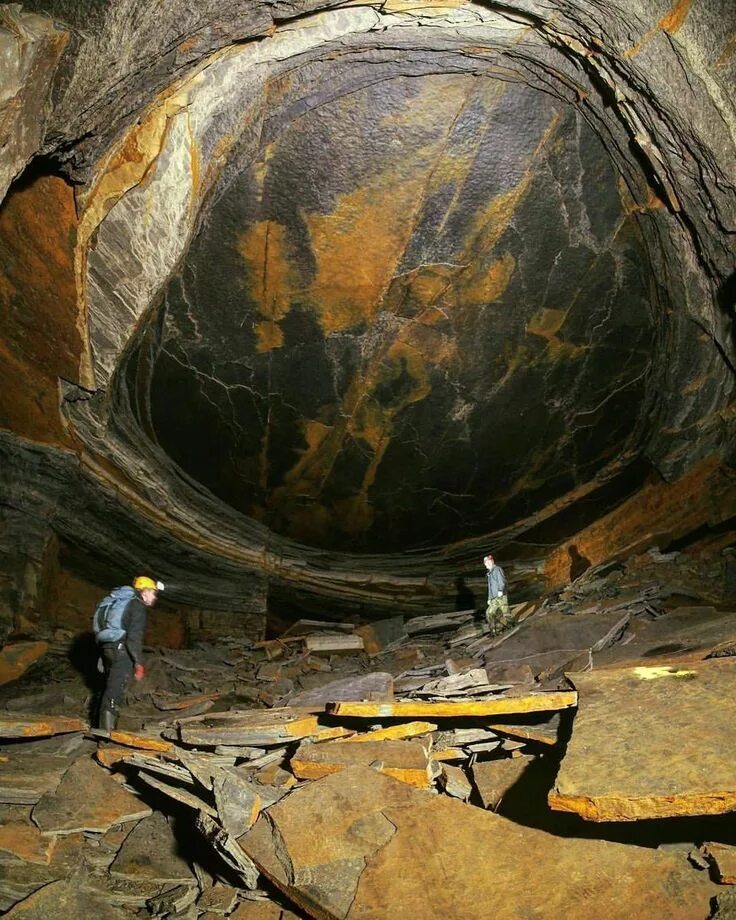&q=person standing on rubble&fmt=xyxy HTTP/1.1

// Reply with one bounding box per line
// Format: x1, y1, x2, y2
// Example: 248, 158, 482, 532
93, 576, 164, 731
483, 554, 514, 636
